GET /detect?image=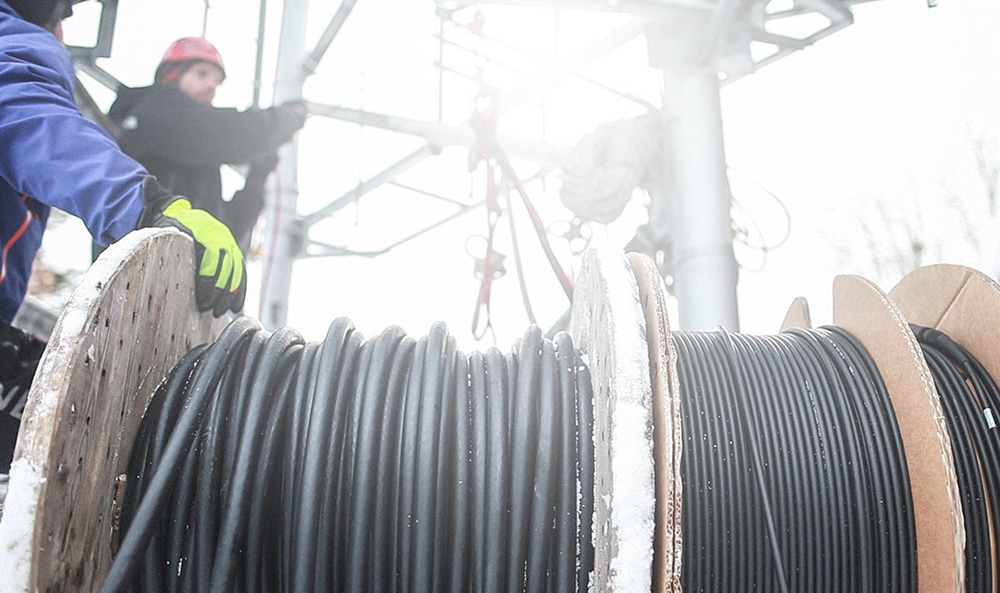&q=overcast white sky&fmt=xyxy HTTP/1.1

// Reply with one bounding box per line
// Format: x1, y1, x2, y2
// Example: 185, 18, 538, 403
48, 0, 1000, 350
724, 0, 1000, 332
